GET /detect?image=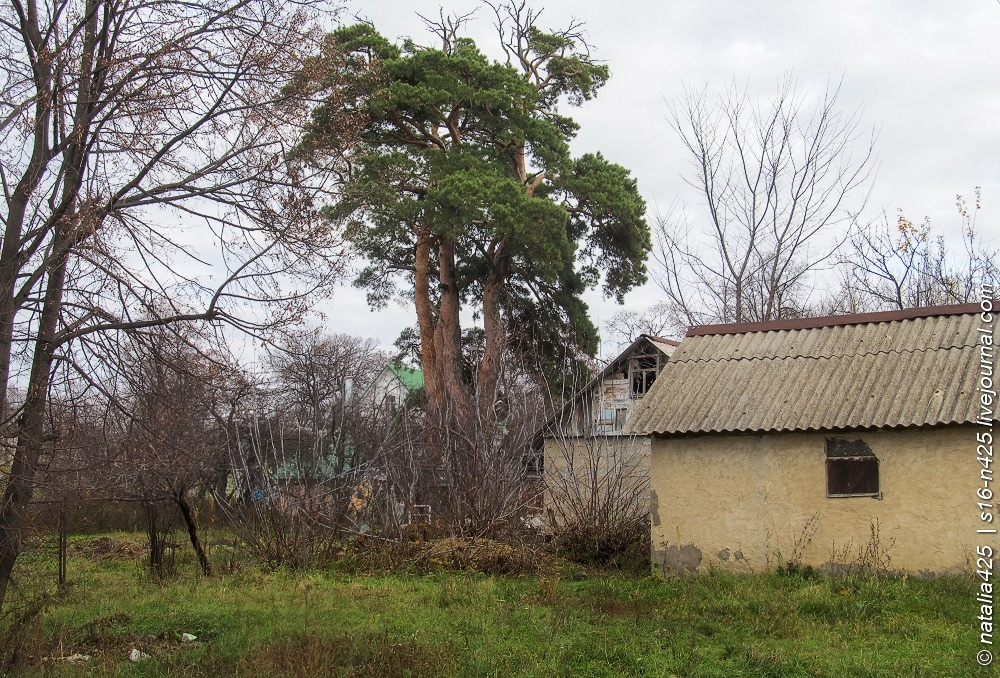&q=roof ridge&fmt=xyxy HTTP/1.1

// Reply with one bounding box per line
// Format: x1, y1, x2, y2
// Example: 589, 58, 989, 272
686, 302, 986, 337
